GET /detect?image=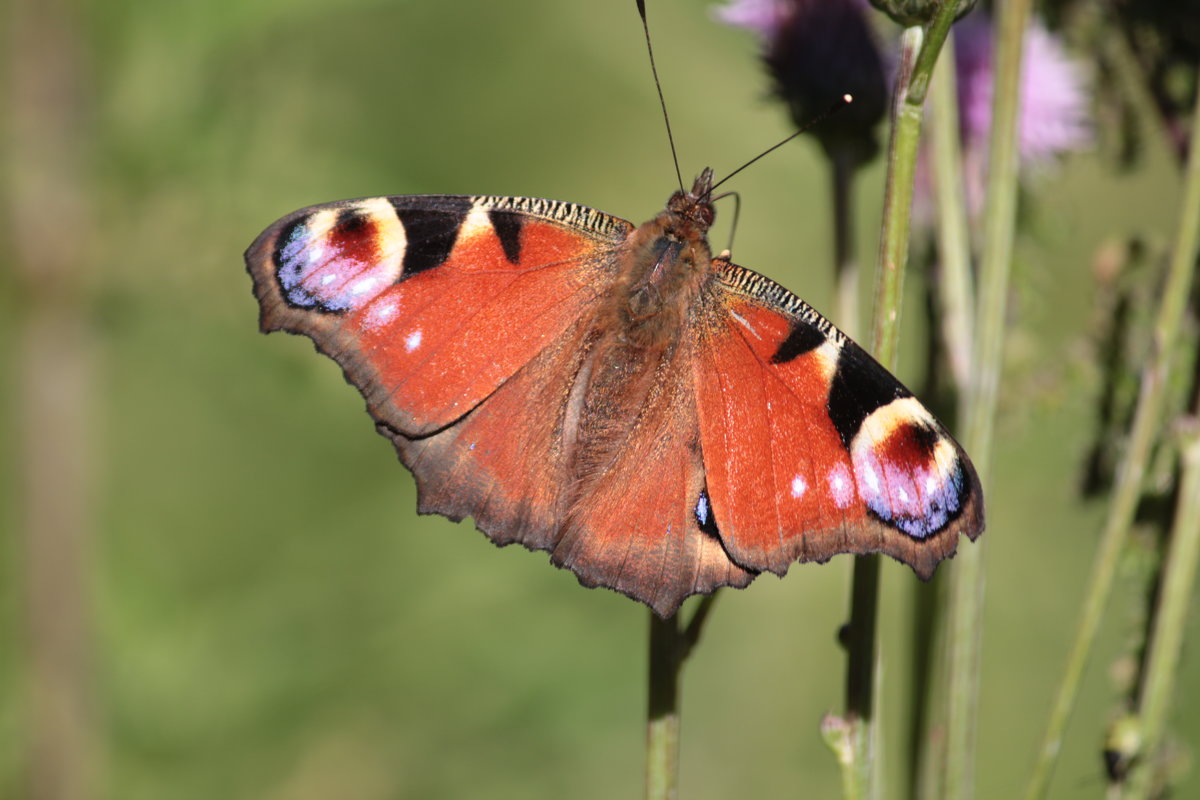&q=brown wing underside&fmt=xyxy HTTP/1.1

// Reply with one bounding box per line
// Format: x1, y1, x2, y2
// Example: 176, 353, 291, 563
384, 314, 753, 618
